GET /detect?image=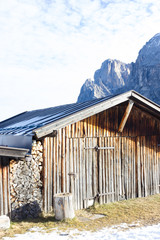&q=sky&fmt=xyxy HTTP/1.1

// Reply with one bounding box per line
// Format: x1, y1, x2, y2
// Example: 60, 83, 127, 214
0, 0, 160, 121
